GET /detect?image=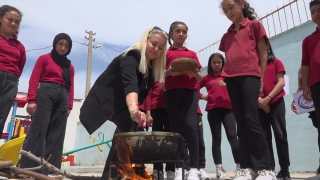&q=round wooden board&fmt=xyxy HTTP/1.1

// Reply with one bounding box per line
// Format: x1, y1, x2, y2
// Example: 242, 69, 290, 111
171, 58, 198, 75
